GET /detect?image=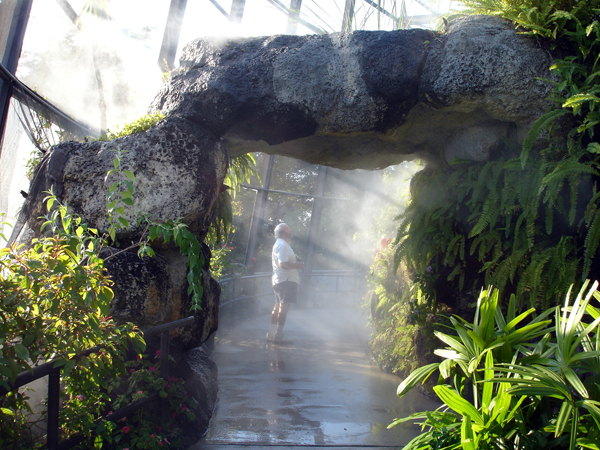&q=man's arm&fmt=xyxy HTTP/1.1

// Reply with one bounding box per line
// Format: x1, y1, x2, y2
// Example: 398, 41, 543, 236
280, 261, 304, 270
